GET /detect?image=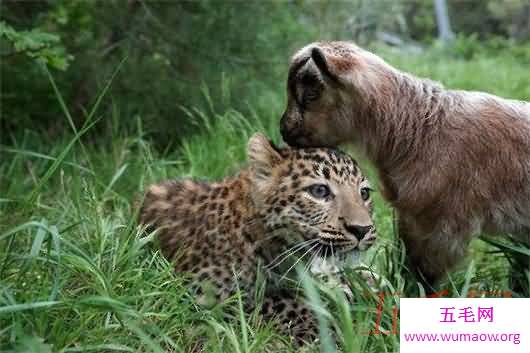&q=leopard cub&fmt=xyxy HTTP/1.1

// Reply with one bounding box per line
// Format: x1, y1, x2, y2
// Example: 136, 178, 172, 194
139, 133, 376, 345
